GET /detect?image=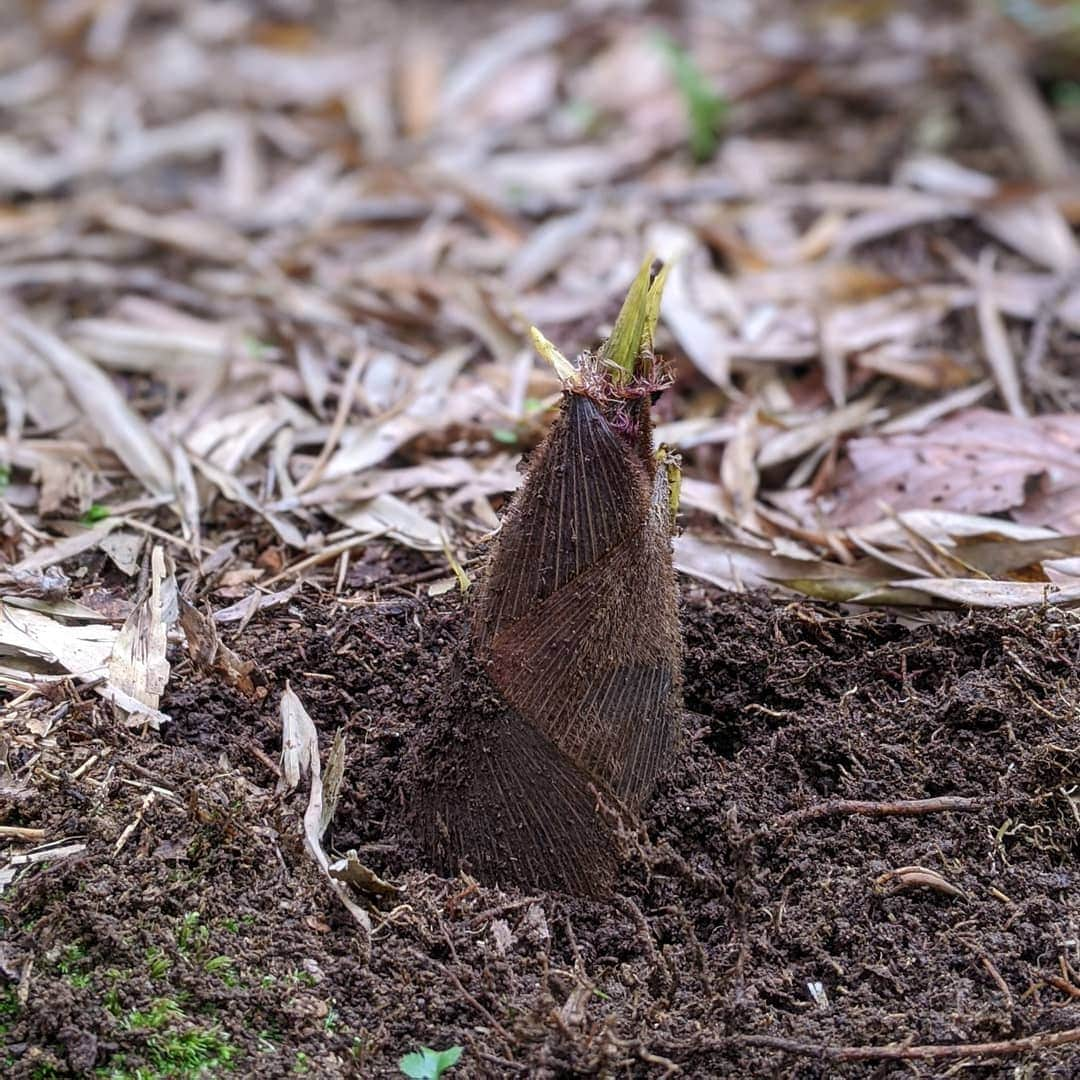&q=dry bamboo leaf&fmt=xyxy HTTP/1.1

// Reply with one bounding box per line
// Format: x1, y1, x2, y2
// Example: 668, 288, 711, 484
720, 409, 760, 530
969, 40, 1072, 184
757, 397, 882, 470
12, 522, 119, 574
191, 454, 308, 550
212, 585, 299, 625
67, 320, 235, 375
658, 248, 731, 389
0, 603, 117, 676
106, 545, 176, 727
508, 205, 600, 290
879, 380, 994, 434
169, 442, 201, 548
950, 533, 1080, 578
847, 510, 1057, 548
328, 853, 399, 898
674, 534, 870, 592
323, 347, 470, 480
178, 599, 255, 696
319, 730, 347, 840
653, 416, 736, 450
976, 250, 1027, 419
99, 529, 145, 577
440, 11, 566, 115
279, 684, 373, 942
880, 577, 1080, 609
1, 596, 118, 623
981, 197, 1079, 275
331, 494, 443, 552
785, 579, 934, 606
274, 458, 504, 512
279, 682, 318, 795
8, 314, 174, 496
830, 409, 1080, 530
854, 343, 975, 391
825, 287, 965, 354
